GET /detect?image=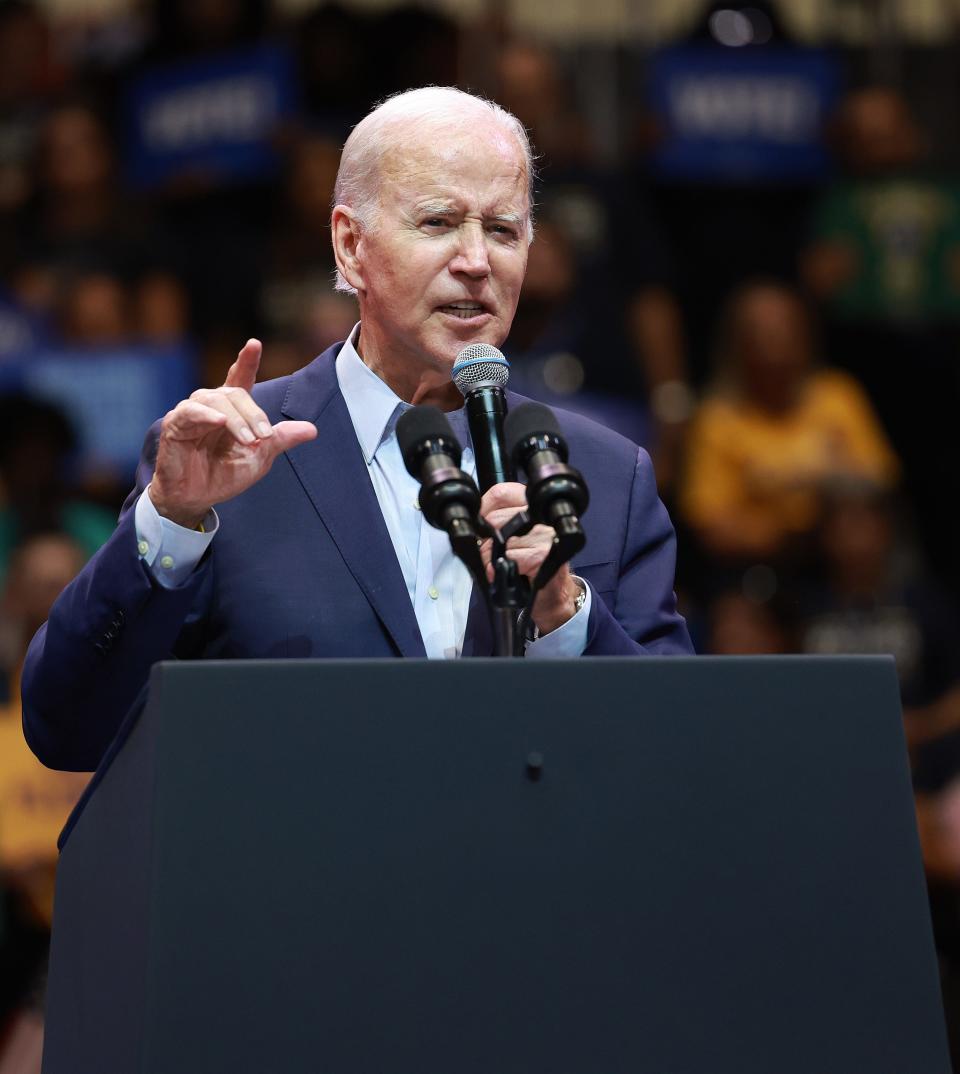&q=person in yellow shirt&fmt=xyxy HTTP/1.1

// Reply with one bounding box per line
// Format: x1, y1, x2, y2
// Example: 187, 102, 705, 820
679, 281, 900, 565
0, 535, 90, 929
